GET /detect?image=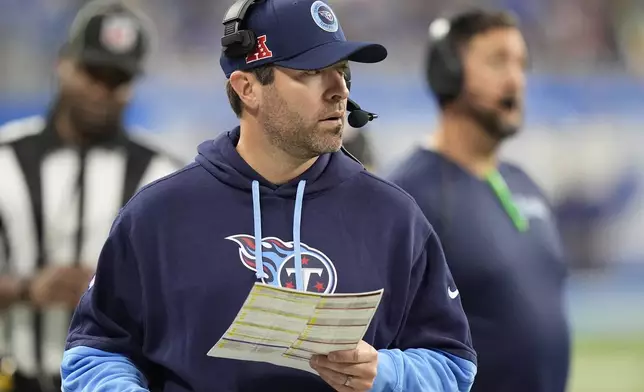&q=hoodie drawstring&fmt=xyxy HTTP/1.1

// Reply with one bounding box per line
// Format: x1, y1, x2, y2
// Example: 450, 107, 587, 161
251, 181, 265, 279
251, 180, 307, 291
292, 181, 306, 291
